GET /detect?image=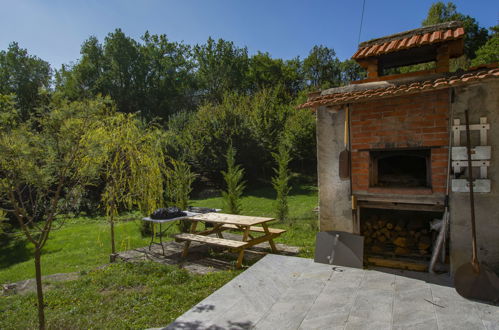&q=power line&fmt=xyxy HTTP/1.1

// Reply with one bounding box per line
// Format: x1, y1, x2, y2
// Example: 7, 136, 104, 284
357, 0, 366, 45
